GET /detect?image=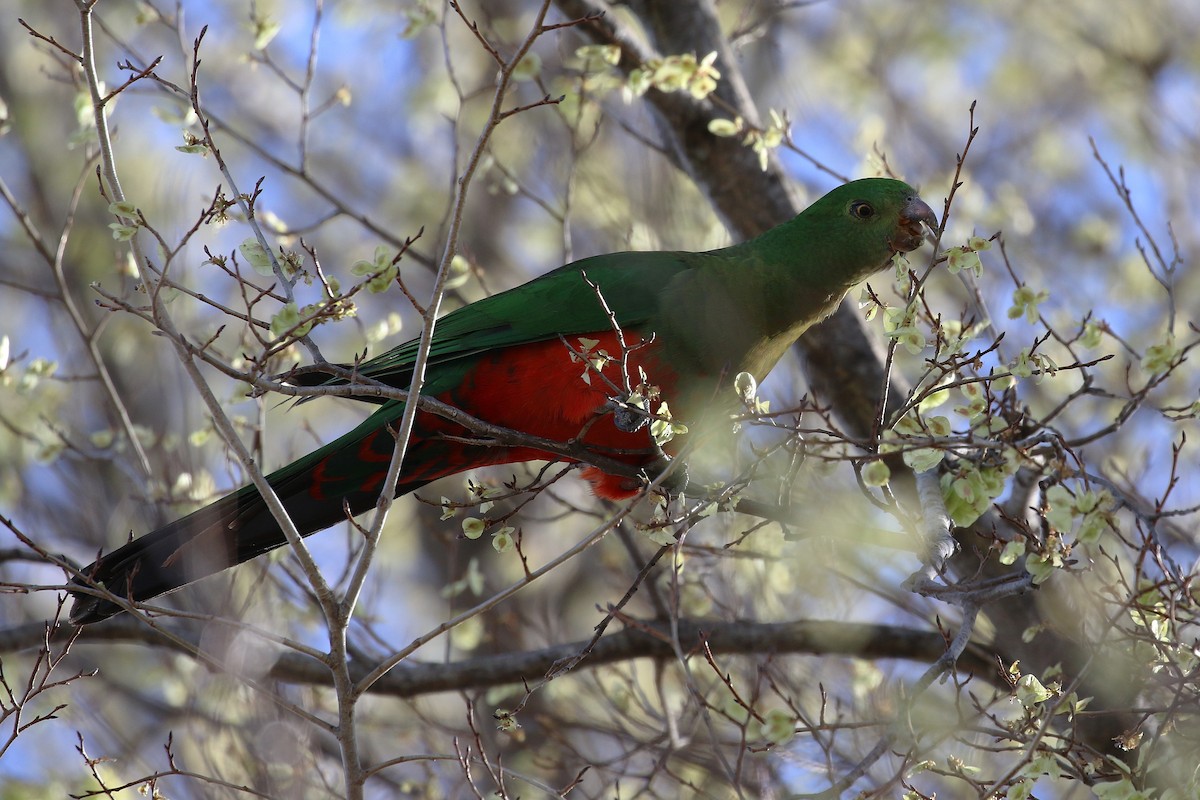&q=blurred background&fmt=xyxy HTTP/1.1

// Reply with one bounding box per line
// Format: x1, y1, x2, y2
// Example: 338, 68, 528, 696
1, 0, 1197, 796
